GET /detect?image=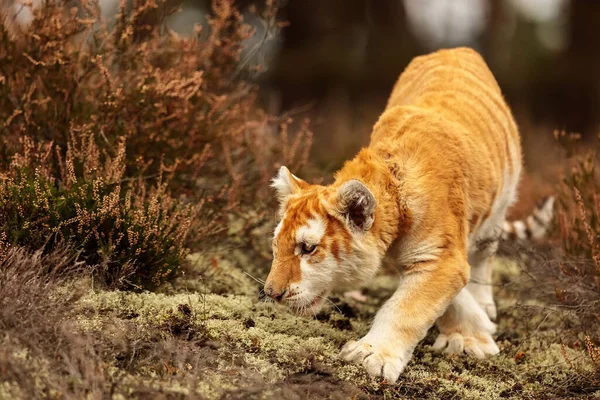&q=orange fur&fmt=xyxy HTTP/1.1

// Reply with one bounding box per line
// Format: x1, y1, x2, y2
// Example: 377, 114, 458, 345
265, 48, 528, 382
